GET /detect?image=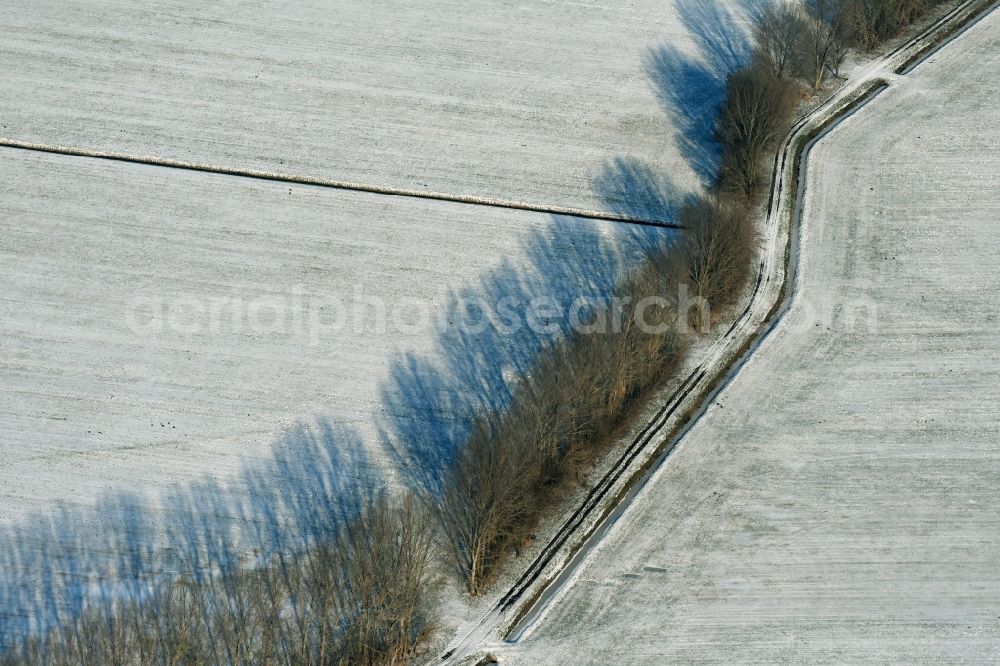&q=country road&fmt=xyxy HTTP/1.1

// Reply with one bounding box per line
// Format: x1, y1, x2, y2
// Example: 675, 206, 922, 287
0, 0, 994, 659
438, 1, 999, 662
